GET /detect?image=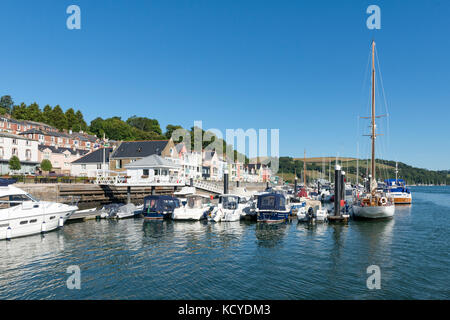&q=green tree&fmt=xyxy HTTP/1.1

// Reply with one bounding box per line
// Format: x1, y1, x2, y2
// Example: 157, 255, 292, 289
42, 105, 53, 125
40, 159, 52, 172
74, 110, 87, 132
11, 103, 27, 119
25, 102, 43, 122
165, 124, 183, 140
0, 95, 14, 114
9, 156, 21, 172
127, 116, 162, 135
65, 108, 77, 130
89, 117, 106, 138
51, 105, 67, 130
